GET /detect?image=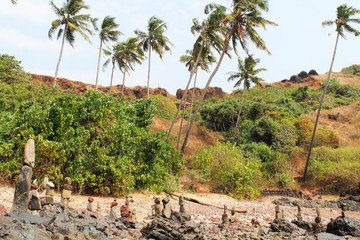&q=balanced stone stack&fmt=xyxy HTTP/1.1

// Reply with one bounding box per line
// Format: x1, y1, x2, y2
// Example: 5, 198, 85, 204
44, 178, 55, 205
162, 195, 171, 219
11, 137, 35, 213
29, 182, 41, 213
61, 177, 73, 208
